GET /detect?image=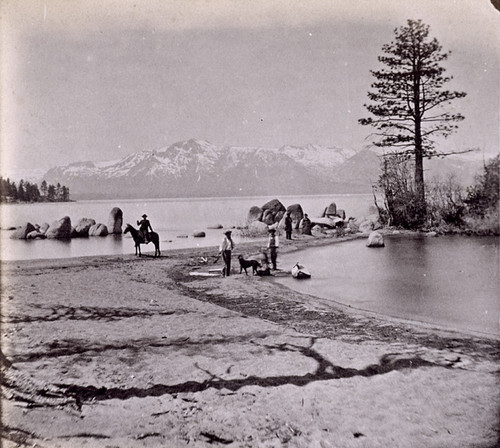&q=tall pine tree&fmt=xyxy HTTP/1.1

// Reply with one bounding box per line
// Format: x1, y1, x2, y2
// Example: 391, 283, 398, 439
359, 19, 466, 224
